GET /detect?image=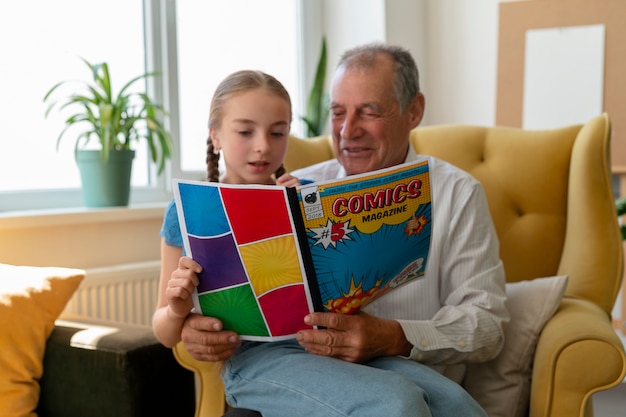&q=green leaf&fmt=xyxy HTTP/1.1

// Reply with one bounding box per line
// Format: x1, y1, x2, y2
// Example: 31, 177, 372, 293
616, 197, 626, 217
301, 37, 328, 137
